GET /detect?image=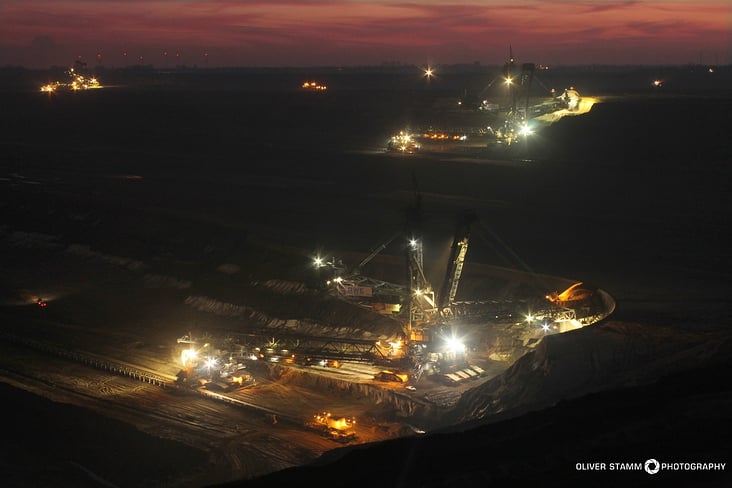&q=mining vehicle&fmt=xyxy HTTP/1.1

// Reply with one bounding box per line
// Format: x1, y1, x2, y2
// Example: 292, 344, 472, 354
306, 411, 358, 443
